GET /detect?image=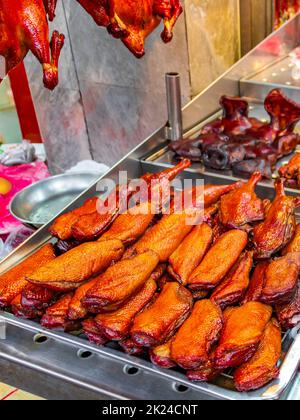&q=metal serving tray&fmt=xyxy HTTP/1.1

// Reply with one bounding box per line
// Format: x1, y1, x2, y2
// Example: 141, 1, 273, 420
1, 14, 300, 400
